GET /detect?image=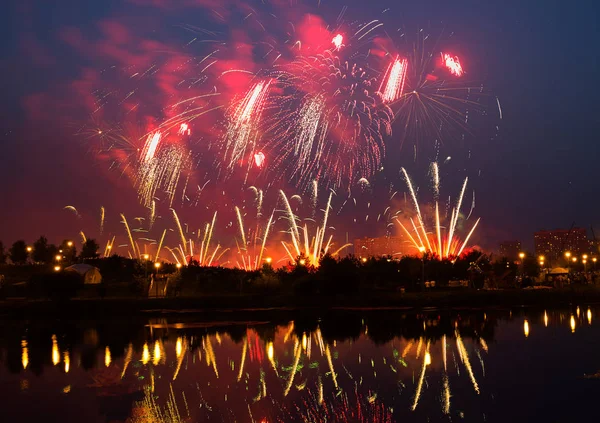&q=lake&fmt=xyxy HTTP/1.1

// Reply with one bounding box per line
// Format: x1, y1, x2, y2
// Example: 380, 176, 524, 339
1, 306, 599, 422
